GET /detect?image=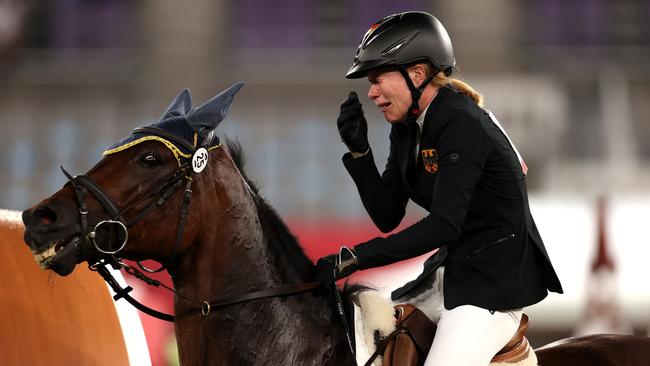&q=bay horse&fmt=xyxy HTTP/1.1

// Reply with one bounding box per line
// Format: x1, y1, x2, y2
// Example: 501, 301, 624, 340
21, 84, 650, 365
